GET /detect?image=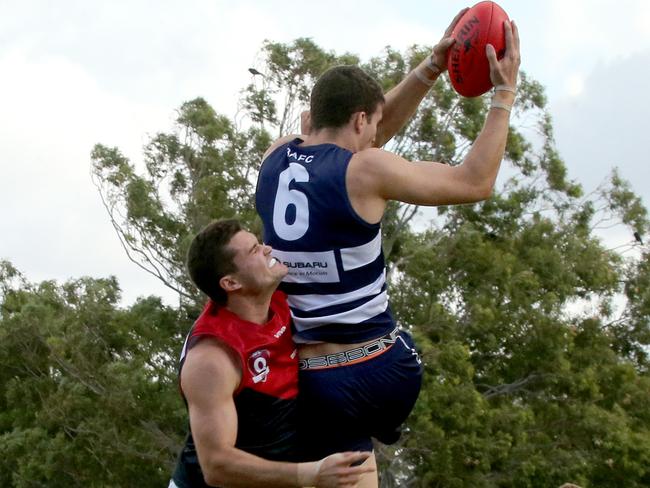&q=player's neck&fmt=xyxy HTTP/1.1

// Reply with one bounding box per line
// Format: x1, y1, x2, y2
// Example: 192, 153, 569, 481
225, 290, 274, 325
305, 127, 361, 153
